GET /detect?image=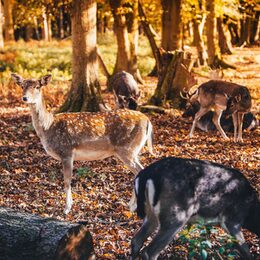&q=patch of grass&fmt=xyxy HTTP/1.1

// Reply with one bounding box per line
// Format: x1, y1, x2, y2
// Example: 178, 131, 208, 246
76, 167, 94, 178
0, 32, 155, 85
